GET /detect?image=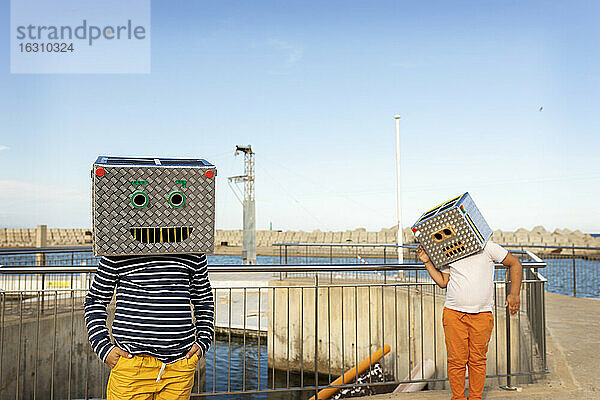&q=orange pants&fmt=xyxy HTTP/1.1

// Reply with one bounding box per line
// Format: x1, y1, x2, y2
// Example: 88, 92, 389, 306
442, 307, 494, 400
107, 354, 199, 400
